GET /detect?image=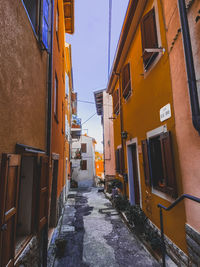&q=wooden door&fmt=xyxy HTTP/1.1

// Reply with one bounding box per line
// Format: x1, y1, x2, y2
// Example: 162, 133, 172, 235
131, 145, 140, 205
38, 156, 50, 231
0, 154, 21, 267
